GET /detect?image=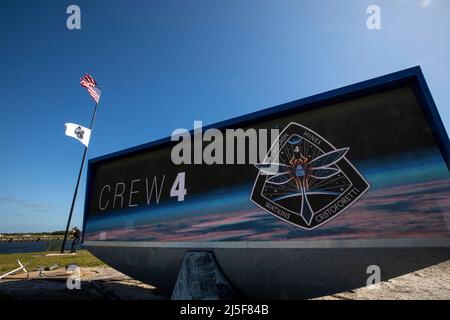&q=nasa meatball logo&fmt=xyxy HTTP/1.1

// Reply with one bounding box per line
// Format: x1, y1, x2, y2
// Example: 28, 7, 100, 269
251, 122, 370, 230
